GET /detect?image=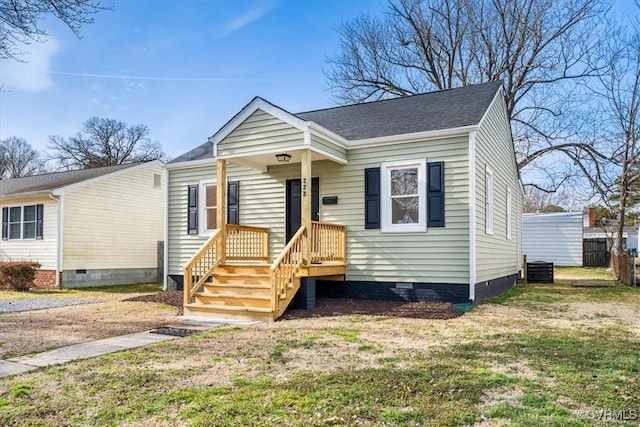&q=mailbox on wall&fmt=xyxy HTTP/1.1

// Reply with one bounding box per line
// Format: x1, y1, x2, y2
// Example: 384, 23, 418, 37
322, 196, 338, 205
